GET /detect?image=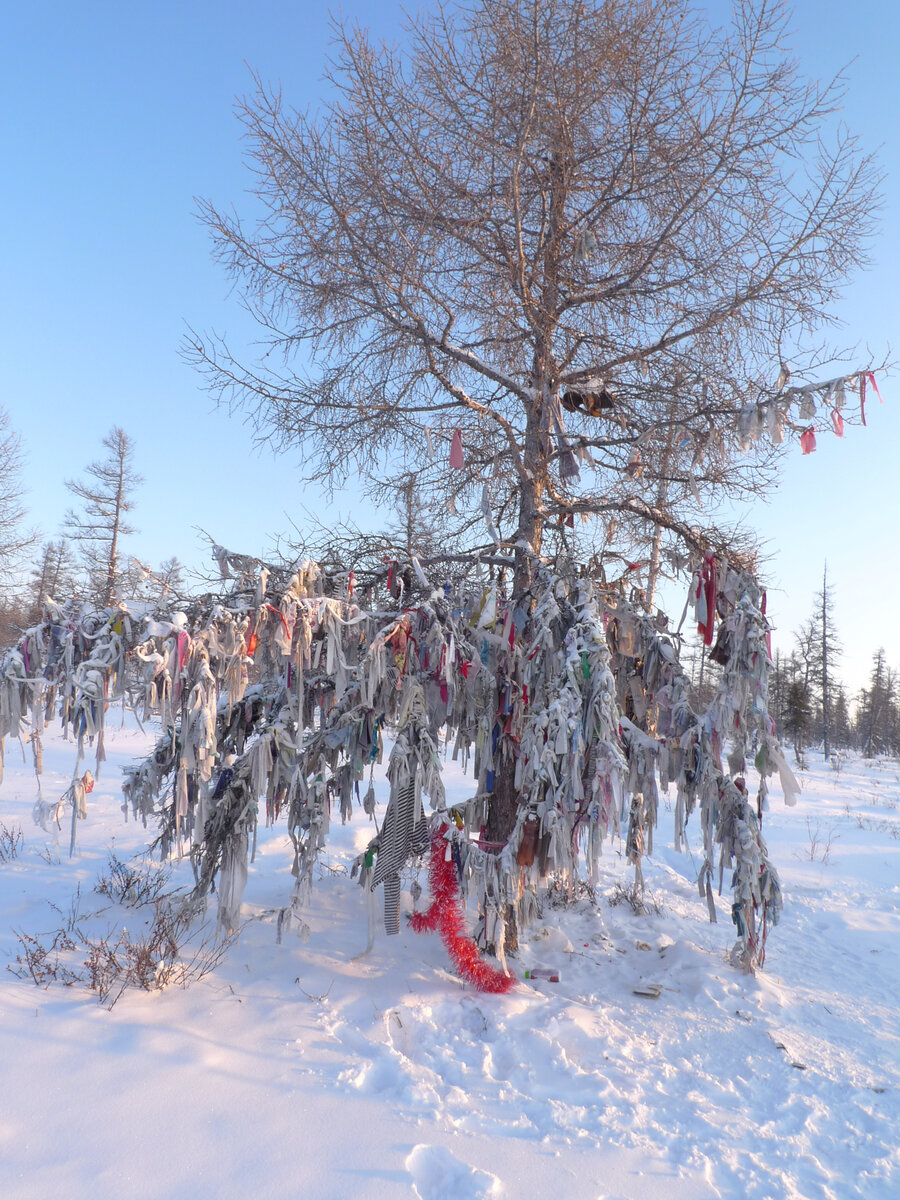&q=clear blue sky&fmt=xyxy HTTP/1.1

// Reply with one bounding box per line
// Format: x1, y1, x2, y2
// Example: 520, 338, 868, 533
1, 1, 897, 698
